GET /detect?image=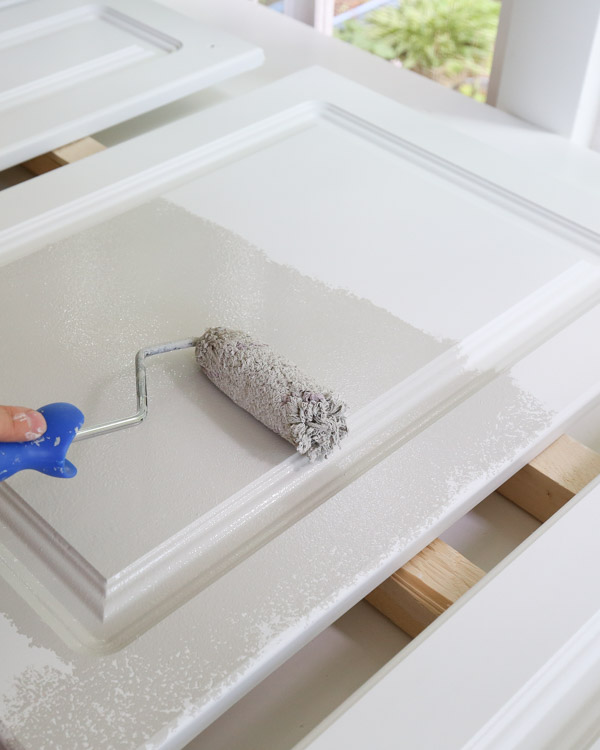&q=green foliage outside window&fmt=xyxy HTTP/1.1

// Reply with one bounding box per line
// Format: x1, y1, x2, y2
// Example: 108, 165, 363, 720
335, 0, 500, 101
